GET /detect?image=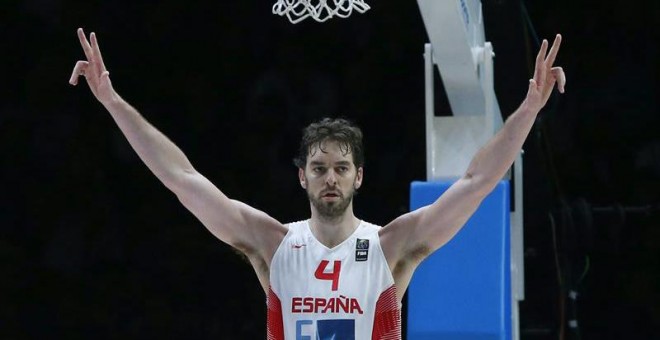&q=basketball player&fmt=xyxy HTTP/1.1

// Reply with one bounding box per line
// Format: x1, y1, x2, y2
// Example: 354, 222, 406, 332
69, 28, 565, 339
